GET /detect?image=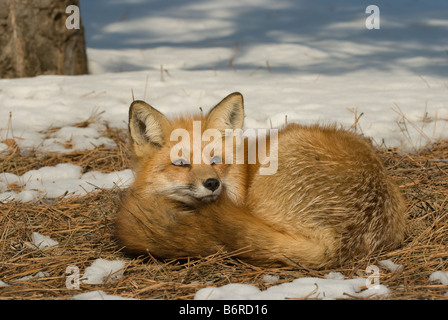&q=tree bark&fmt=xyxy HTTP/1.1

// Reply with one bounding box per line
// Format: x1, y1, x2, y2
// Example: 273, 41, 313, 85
0, 0, 88, 78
